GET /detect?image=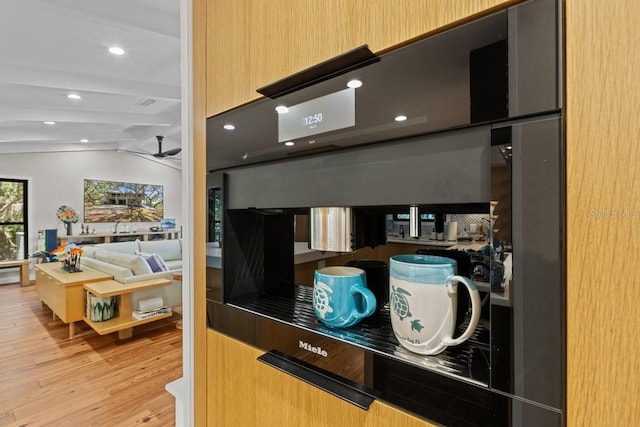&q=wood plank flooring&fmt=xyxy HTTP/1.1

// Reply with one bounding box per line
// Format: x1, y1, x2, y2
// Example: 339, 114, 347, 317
0, 281, 182, 427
